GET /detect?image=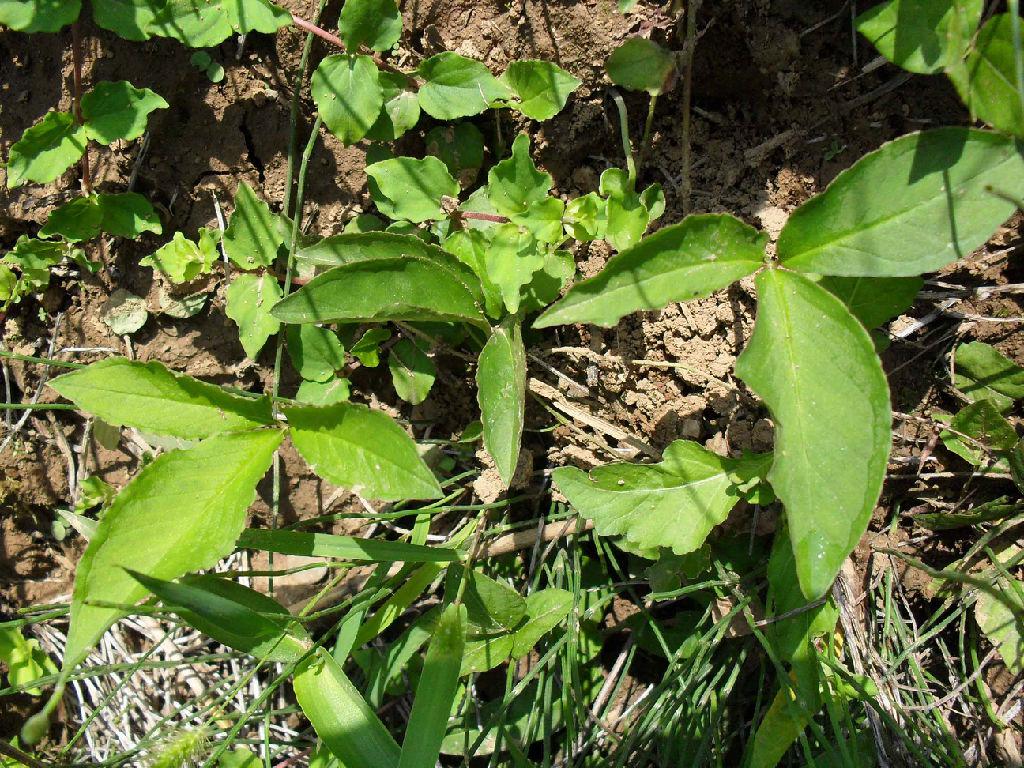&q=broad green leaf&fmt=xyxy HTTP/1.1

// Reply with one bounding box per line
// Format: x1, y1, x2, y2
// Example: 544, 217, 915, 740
0, 265, 16, 302
287, 324, 346, 382
941, 399, 1017, 466
535, 214, 766, 329
349, 327, 391, 367
417, 52, 512, 120
6, 111, 86, 189
366, 156, 459, 223
478, 318, 526, 487
949, 14, 1024, 137
96, 193, 163, 237
102, 289, 149, 335
487, 133, 552, 217
564, 192, 603, 241
0, 0, 80, 31
976, 574, 1024, 673
735, 270, 891, 600
855, 0, 983, 74
458, 568, 527, 632
218, 748, 262, 768
461, 588, 572, 675
312, 55, 384, 145
606, 37, 675, 94
221, 0, 290, 34
2, 236, 73, 293
128, 572, 311, 663
285, 402, 443, 500
398, 604, 466, 768
501, 60, 581, 120
521, 248, 574, 312
223, 182, 283, 269
48, 357, 274, 439
818, 276, 922, 330
294, 647, 401, 768
0, 627, 57, 696
337, 0, 402, 51
954, 341, 1024, 411
425, 123, 484, 187
513, 197, 565, 244
238, 528, 460, 563
148, 0, 232, 46
226, 273, 283, 359
140, 230, 218, 284
554, 441, 771, 556
81, 81, 168, 145
273, 234, 486, 327
777, 128, 1024, 276
62, 429, 283, 671
40, 197, 104, 243
91, 0, 161, 41
441, 229, 503, 318
366, 72, 420, 142
747, 684, 816, 768
484, 224, 544, 314
389, 338, 436, 405
297, 377, 351, 406
601, 167, 648, 251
